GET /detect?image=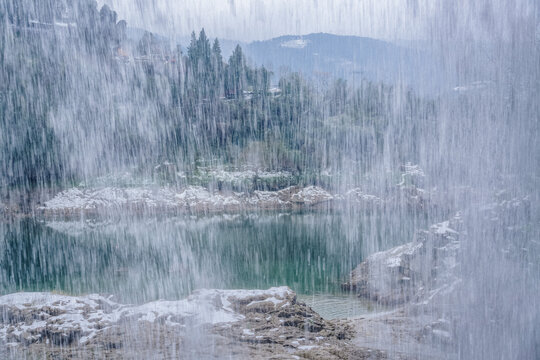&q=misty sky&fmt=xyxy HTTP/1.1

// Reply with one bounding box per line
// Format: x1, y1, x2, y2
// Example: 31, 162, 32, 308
99, 0, 538, 43
99, 0, 432, 42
